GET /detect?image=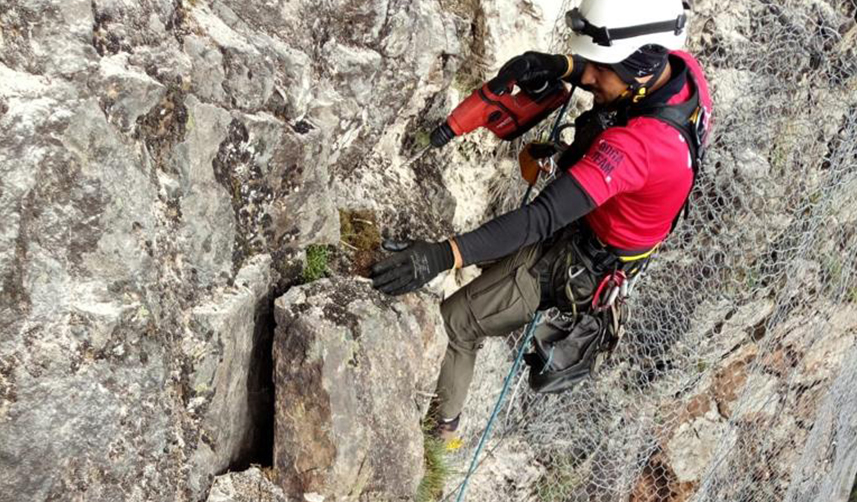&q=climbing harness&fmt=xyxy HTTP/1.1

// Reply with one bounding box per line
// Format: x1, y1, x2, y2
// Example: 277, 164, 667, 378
525, 228, 641, 394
